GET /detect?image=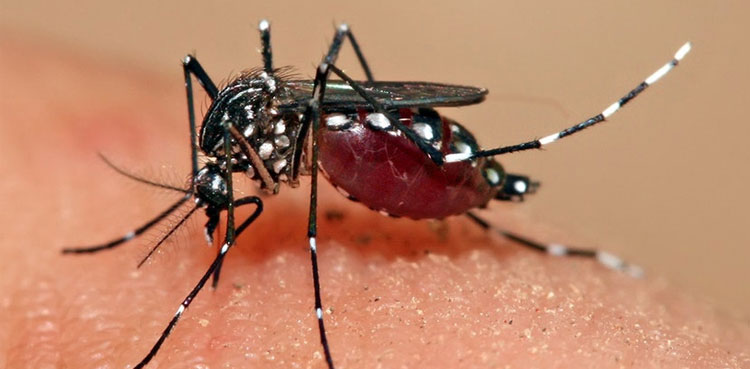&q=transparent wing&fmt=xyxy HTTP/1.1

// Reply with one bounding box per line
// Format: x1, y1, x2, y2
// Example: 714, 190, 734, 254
279, 80, 488, 111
